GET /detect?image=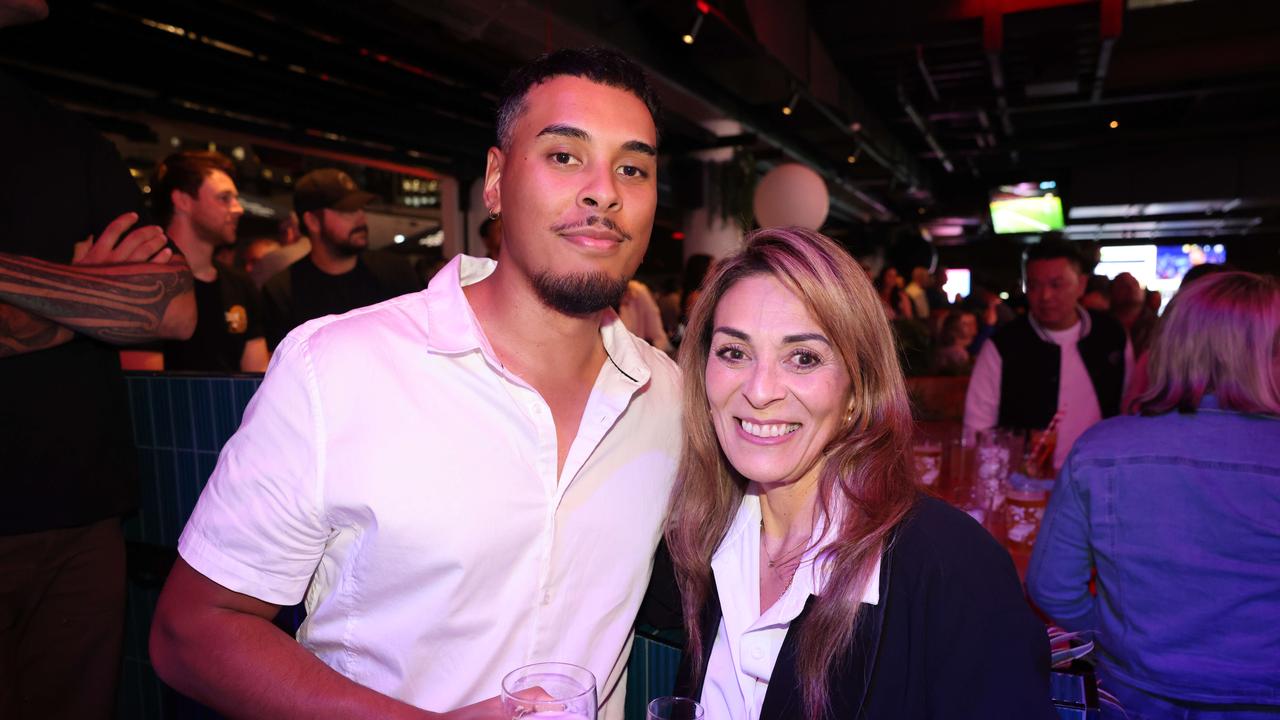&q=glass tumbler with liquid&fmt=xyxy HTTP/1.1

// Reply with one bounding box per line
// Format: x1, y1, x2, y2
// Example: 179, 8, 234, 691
501, 661, 597, 720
